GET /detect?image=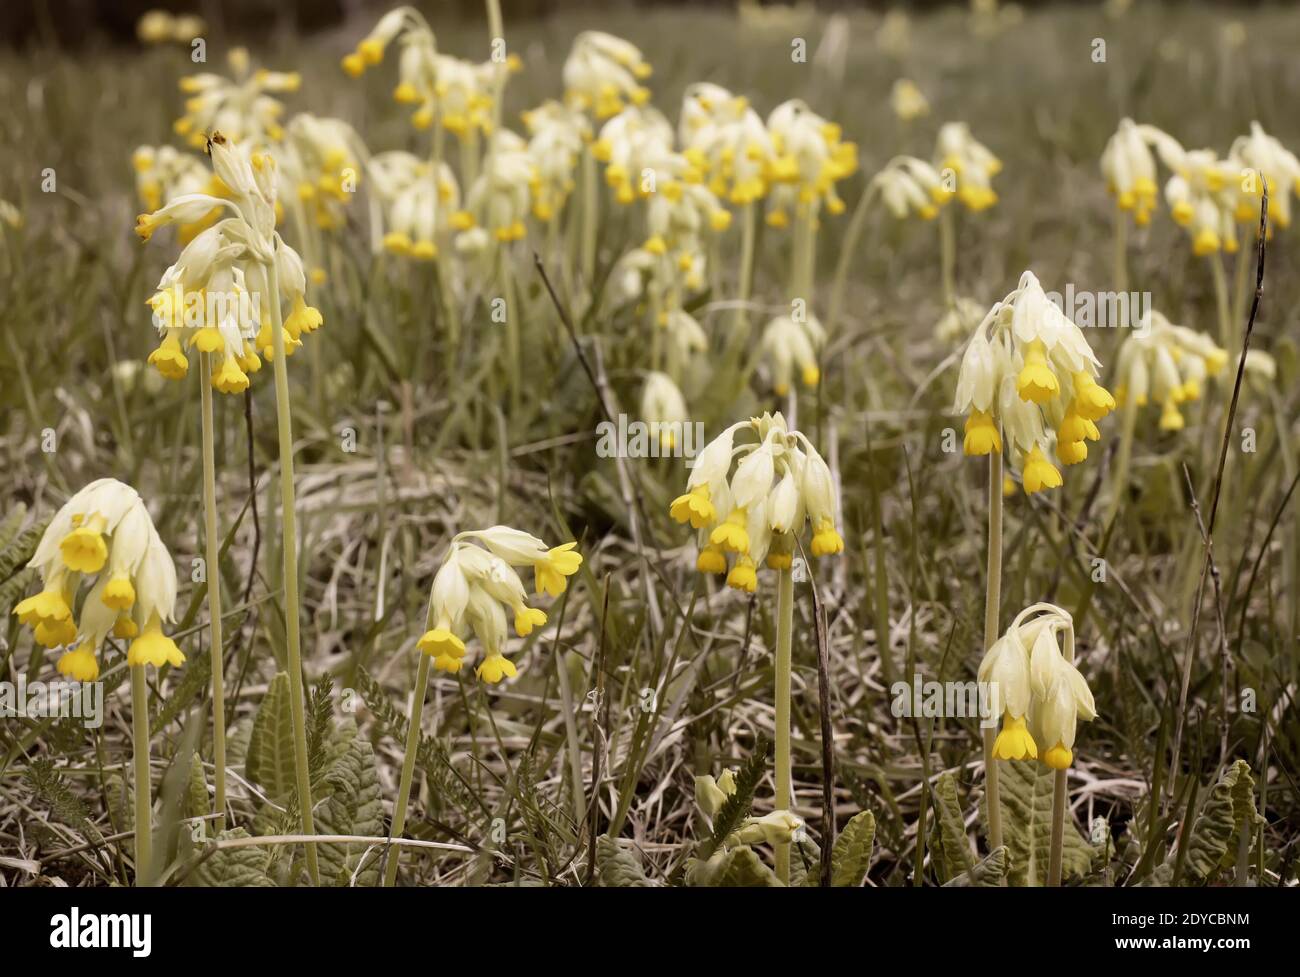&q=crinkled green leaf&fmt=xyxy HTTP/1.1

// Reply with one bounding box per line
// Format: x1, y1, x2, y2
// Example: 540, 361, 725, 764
1147, 760, 1261, 886
596, 836, 654, 887
934, 772, 974, 882
831, 810, 876, 887
714, 845, 782, 887
995, 761, 1093, 886
194, 829, 276, 887
943, 846, 1008, 886
246, 671, 295, 800
314, 722, 383, 886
